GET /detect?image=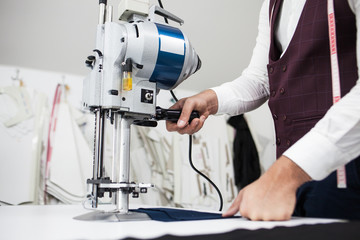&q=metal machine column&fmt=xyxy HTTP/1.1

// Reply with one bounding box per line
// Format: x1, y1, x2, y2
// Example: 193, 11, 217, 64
113, 113, 132, 213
